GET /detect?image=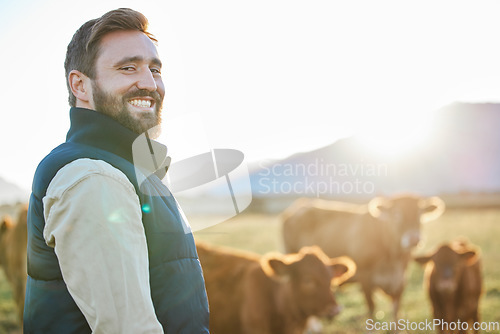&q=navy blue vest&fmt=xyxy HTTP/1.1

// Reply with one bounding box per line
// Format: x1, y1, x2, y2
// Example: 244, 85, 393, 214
24, 108, 209, 333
